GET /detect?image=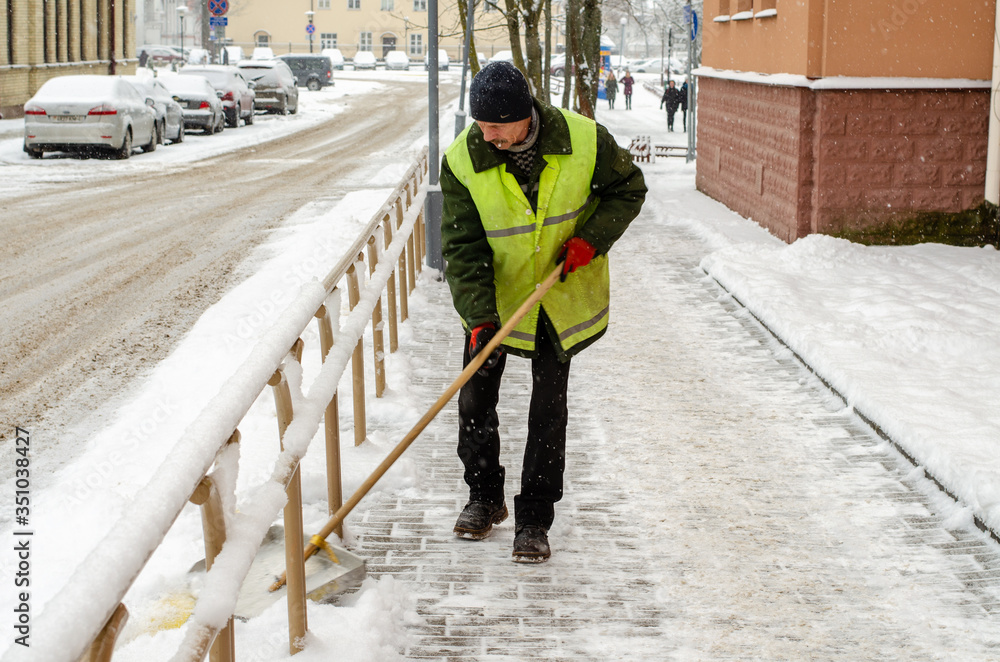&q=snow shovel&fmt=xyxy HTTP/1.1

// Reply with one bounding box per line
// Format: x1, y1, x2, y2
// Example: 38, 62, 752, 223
269, 264, 564, 592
